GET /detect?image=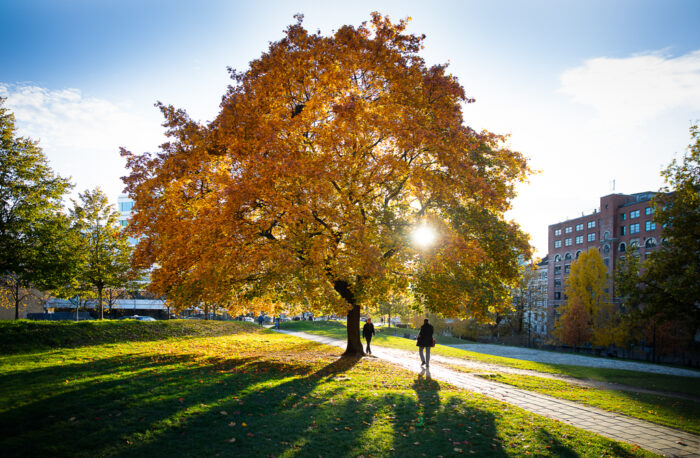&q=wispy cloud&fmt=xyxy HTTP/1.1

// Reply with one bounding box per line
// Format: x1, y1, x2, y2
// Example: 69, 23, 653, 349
0, 83, 164, 201
559, 50, 700, 126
